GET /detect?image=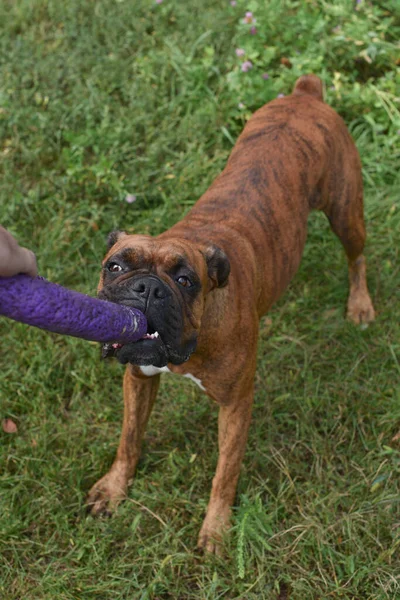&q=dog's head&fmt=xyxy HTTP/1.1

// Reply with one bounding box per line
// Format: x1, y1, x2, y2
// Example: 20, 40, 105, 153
98, 231, 230, 367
